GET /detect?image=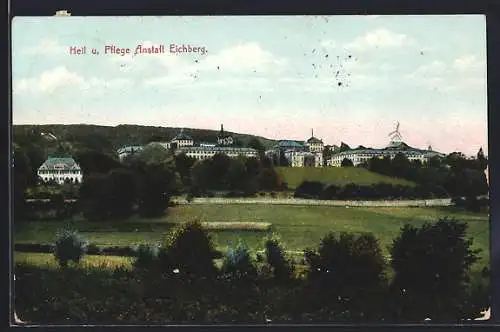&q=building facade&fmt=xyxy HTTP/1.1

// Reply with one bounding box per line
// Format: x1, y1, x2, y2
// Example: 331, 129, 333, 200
266, 130, 324, 168
117, 145, 144, 160
118, 125, 258, 161
328, 142, 445, 167
37, 157, 83, 184
177, 146, 258, 160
